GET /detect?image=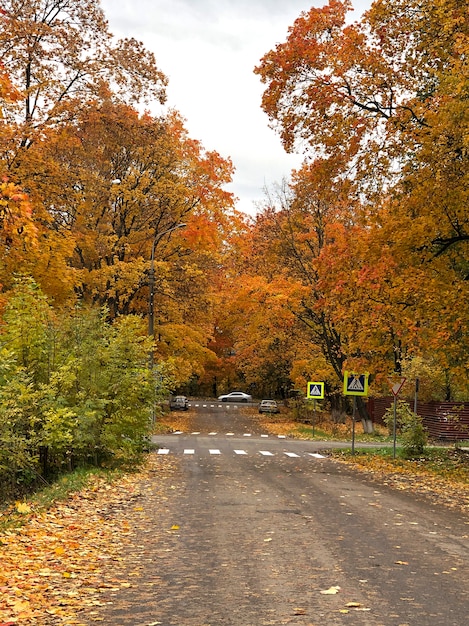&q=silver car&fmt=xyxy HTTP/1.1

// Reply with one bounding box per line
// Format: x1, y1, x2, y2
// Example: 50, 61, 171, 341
258, 399, 280, 414
218, 391, 252, 403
